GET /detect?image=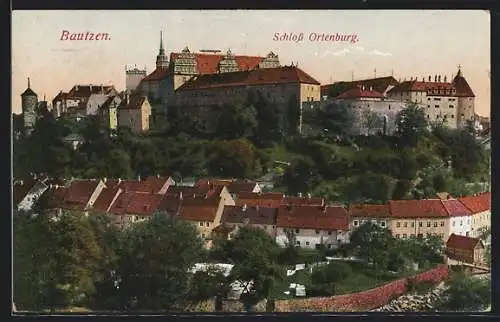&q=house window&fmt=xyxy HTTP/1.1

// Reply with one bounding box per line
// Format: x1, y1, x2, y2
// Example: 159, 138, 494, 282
417, 233, 423, 238
295, 229, 300, 234
306, 241, 310, 246
411, 222, 415, 228
466, 232, 470, 237
434, 105, 439, 108
199, 222, 203, 227
315, 244, 321, 249
206, 222, 210, 227
449, 105, 454, 108
328, 231, 332, 235
440, 221, 444, 227
315, 230, 320, 235
427, 114, 430, 119
396, 222, 401, 228
434, 222, 438, 227
201, 233, 206, 238
296, 241, 300, 246
467, 219, 470, 225
403, 222, 407, 228
327, 244, 332, 249
396, 234, 400, 238
460, 220, 463, 226
403, 234, 407, 238
427, 222, 431, 227
419, 222, 423, 227
381, 222, 386, 227
452, 221, 455, 227
353, 220, 359, 226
